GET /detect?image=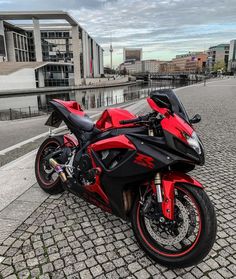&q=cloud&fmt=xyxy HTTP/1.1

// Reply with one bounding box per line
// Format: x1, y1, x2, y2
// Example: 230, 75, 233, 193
0, 0, 12, 3
1, 0, 236, 66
